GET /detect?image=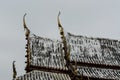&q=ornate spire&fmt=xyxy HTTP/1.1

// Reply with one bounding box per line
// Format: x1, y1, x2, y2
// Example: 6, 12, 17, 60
57, 12, 79, 80
57, 11, 69, 65
12, 61, 17, 79
23, 13, 31, 72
